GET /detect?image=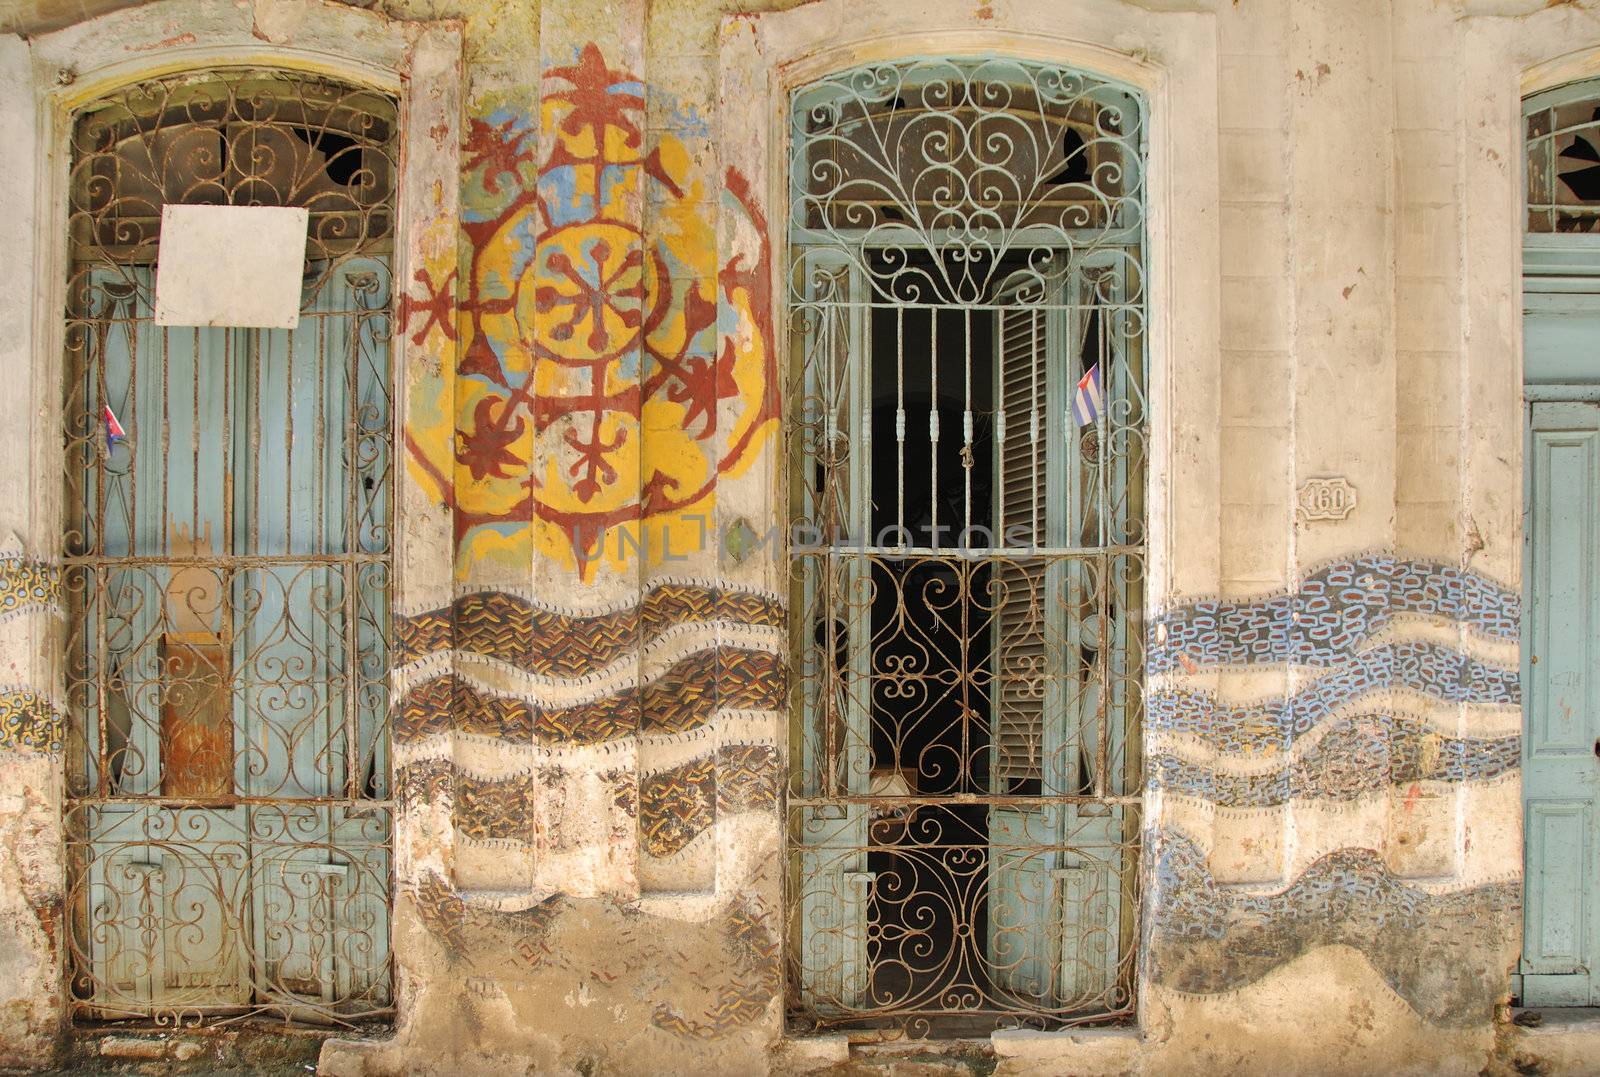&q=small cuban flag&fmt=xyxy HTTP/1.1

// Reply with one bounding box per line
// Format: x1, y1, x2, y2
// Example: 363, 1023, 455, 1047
103, 404, 127, 445
1071, 362, 1103, 428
